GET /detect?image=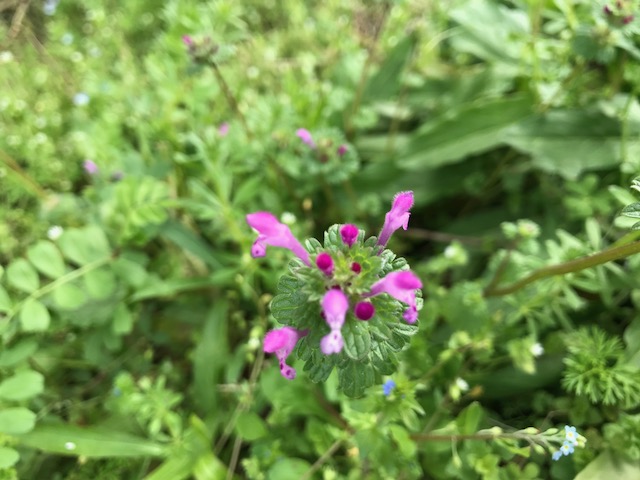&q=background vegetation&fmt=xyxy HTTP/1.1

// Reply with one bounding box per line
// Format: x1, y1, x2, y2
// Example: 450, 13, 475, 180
1, 0, 640, 478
